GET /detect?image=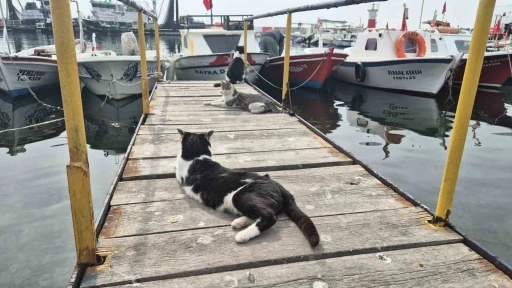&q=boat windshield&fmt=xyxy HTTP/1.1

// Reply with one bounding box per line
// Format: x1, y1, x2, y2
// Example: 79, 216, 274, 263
404, 39, 417, 54
455, 40, 471, 53
203, 35, 242, 53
